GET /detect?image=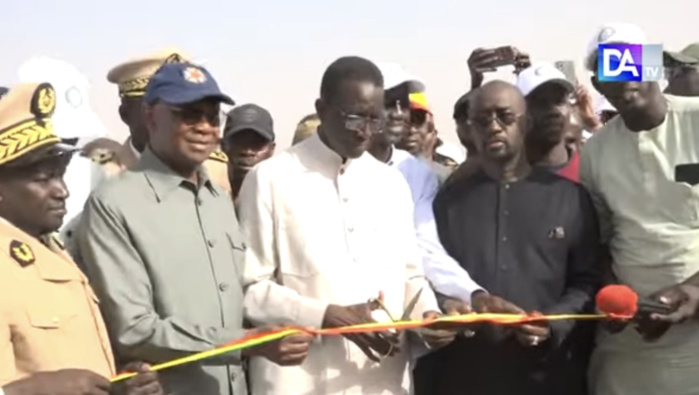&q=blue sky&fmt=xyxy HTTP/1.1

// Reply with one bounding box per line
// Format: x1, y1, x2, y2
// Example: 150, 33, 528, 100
1, 0, 695, 147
